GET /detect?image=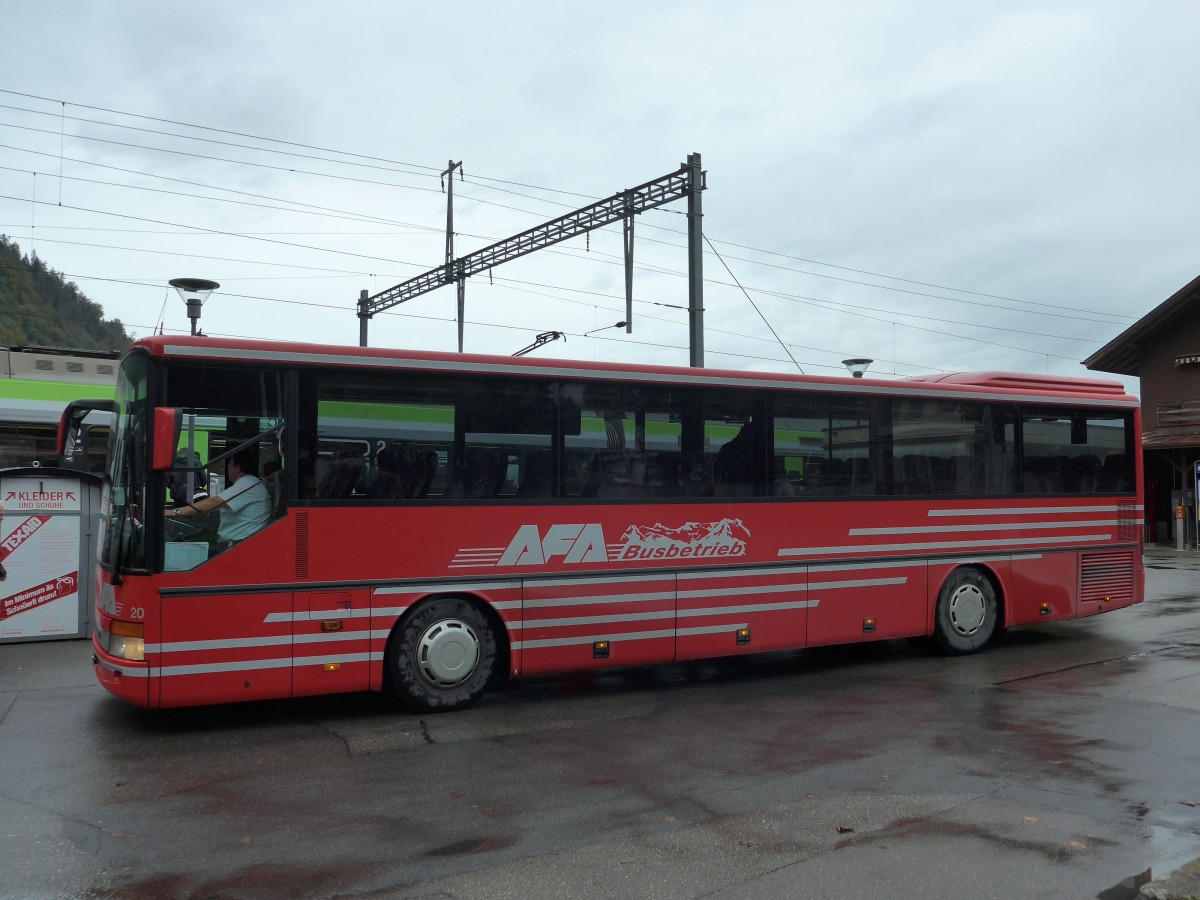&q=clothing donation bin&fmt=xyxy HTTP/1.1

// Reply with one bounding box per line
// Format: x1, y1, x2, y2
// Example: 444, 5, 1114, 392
0, 467, 102, 643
